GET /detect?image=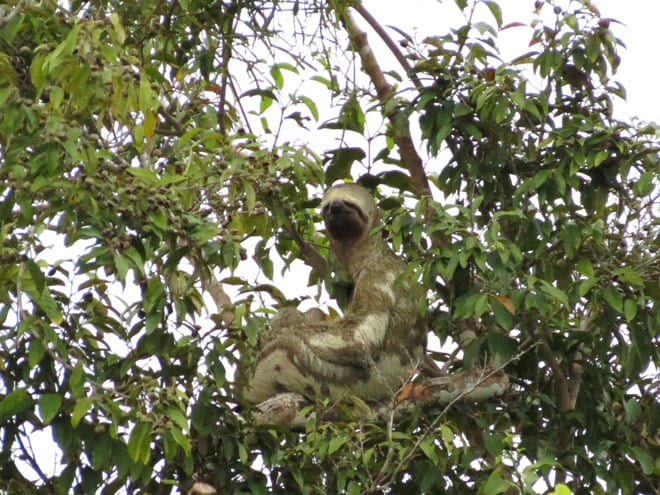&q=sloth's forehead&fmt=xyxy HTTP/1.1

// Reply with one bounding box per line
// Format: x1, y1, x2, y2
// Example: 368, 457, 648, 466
321, 186, 370, 209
